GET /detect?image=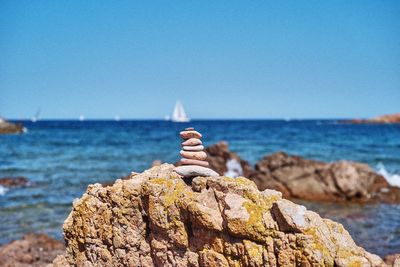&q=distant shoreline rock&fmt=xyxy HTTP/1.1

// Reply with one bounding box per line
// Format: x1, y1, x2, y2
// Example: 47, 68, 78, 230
347, 113, 400, 124
0, 118, 24, 134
